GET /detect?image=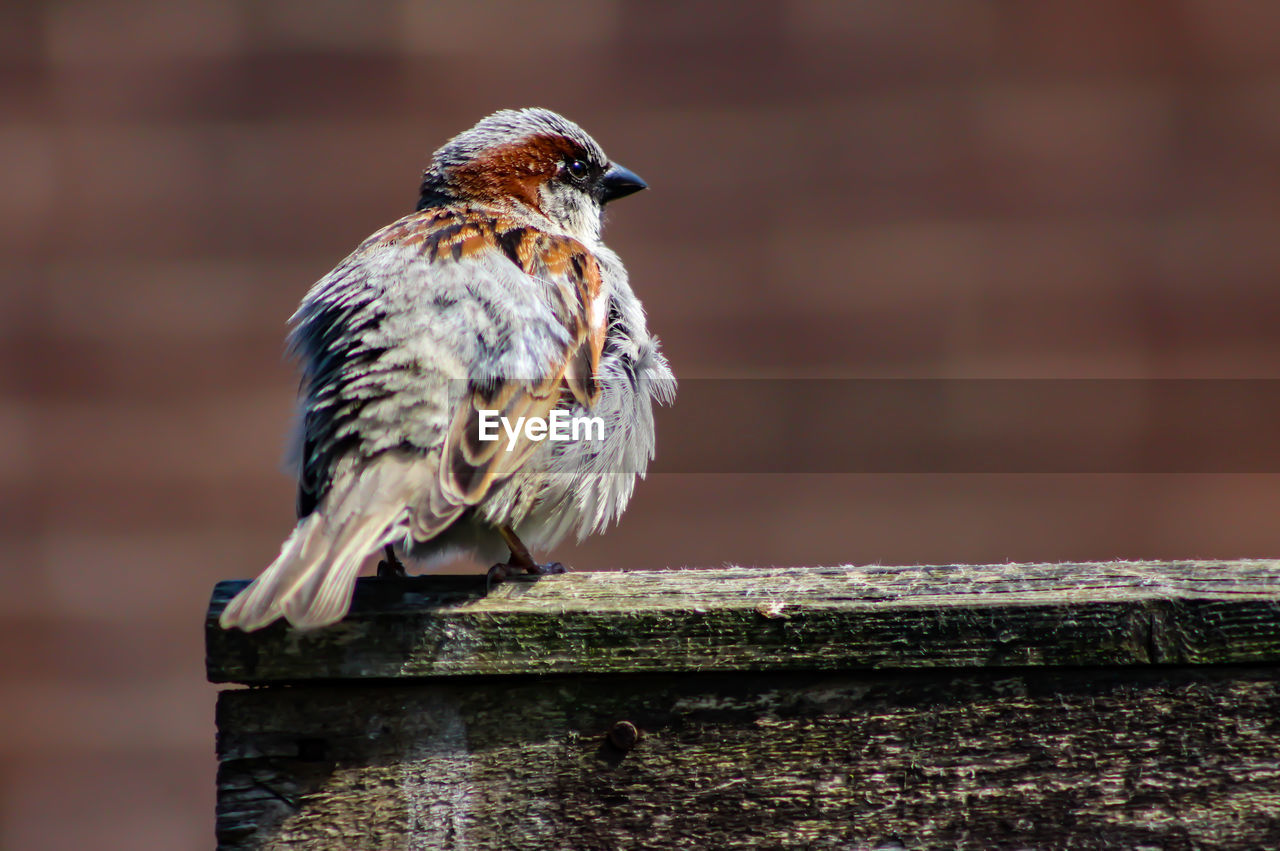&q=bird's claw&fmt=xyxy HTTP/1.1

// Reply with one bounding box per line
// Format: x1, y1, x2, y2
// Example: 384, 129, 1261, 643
485, 561, 568, 592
